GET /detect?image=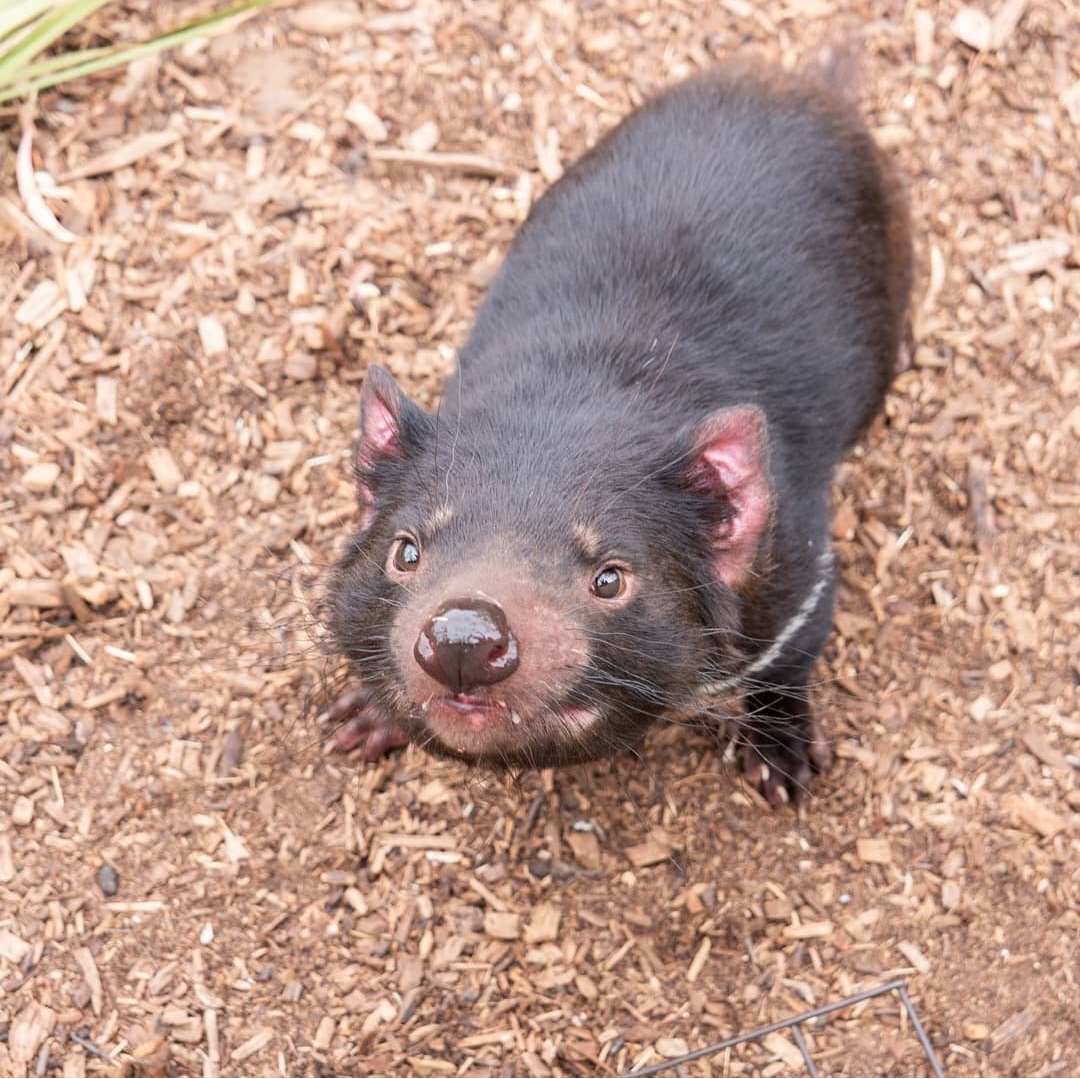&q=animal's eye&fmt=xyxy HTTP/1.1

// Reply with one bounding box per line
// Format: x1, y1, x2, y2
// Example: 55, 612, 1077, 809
591, 566, 626, 600
390, 536, 421, 574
